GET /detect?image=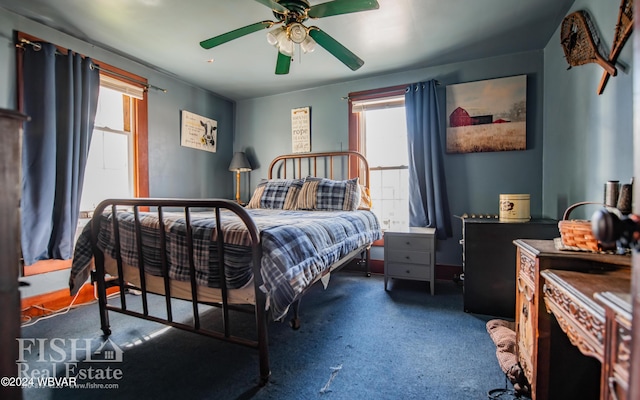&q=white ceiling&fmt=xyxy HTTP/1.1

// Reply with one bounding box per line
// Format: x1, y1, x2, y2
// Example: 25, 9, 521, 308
0, 0, 574, 100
